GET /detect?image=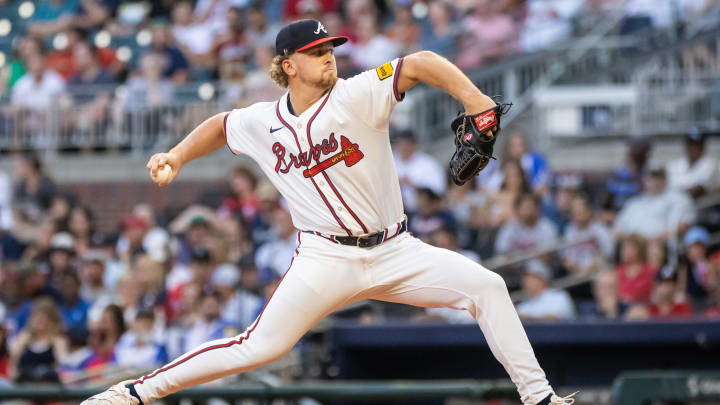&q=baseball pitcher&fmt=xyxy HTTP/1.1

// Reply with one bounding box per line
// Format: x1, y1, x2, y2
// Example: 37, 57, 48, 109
83, 19, 575, 405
